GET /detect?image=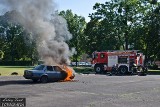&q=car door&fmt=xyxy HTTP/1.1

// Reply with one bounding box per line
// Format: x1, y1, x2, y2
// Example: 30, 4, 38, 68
53, 66, 63, 79
46, 66, 58, 79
